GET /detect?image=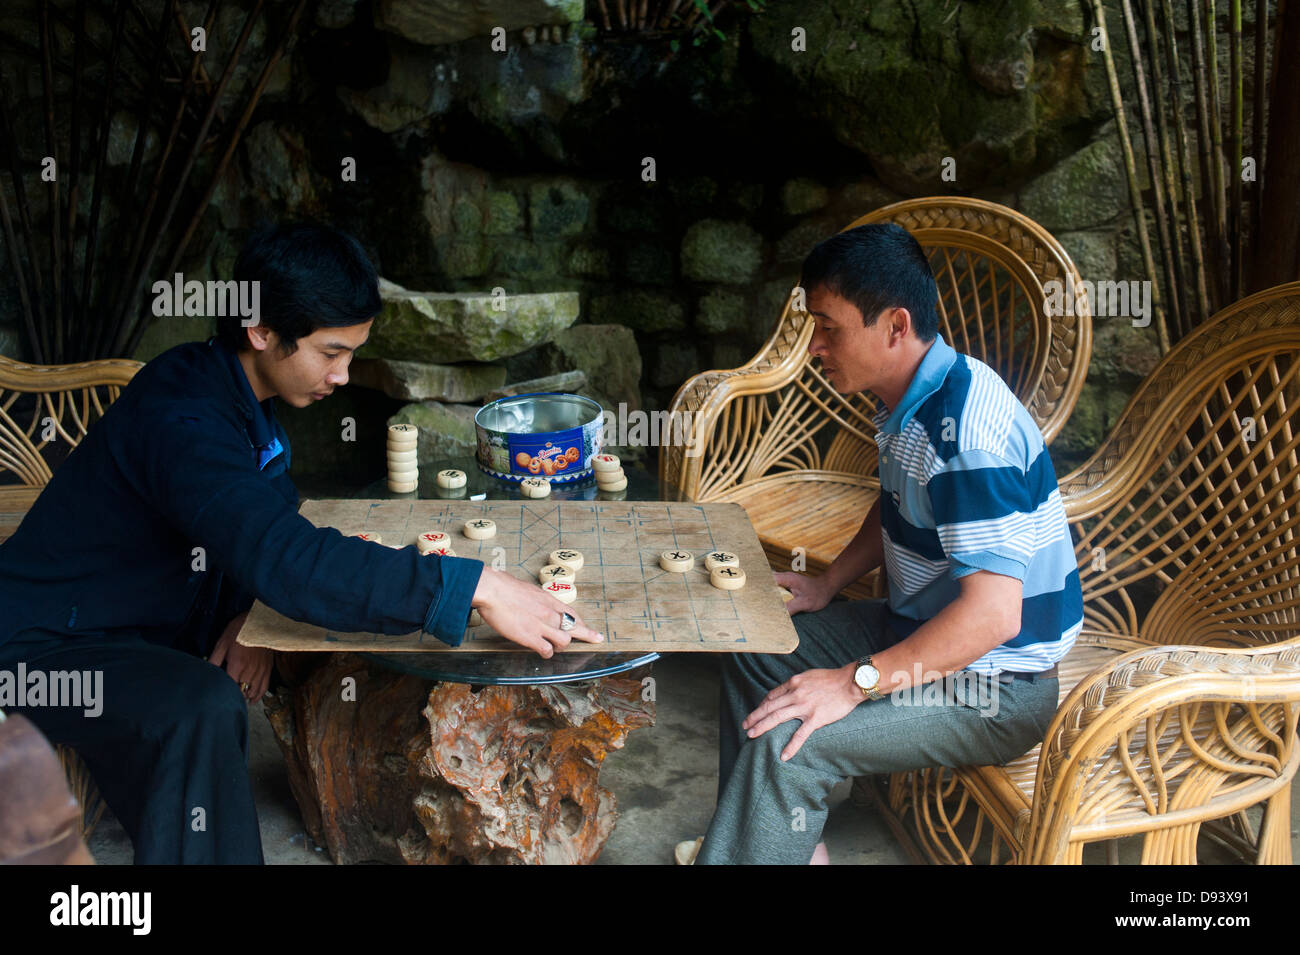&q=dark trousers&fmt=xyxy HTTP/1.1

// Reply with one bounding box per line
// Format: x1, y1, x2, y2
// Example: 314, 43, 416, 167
0, 629, 265, 864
